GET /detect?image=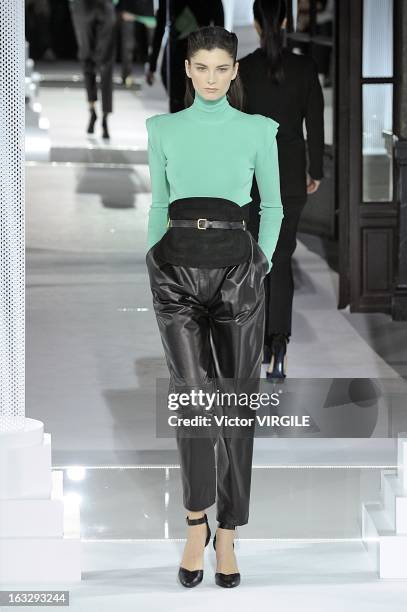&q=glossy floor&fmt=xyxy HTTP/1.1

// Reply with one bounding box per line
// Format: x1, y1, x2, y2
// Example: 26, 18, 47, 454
19, 31, 407, 608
